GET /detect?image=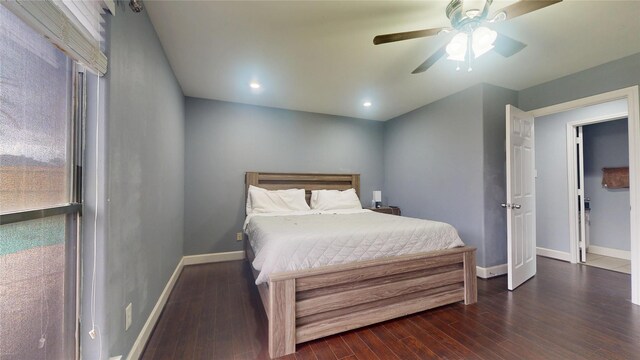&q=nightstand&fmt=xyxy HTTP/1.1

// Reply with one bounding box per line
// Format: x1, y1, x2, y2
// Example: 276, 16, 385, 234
368, 206, 401, 216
